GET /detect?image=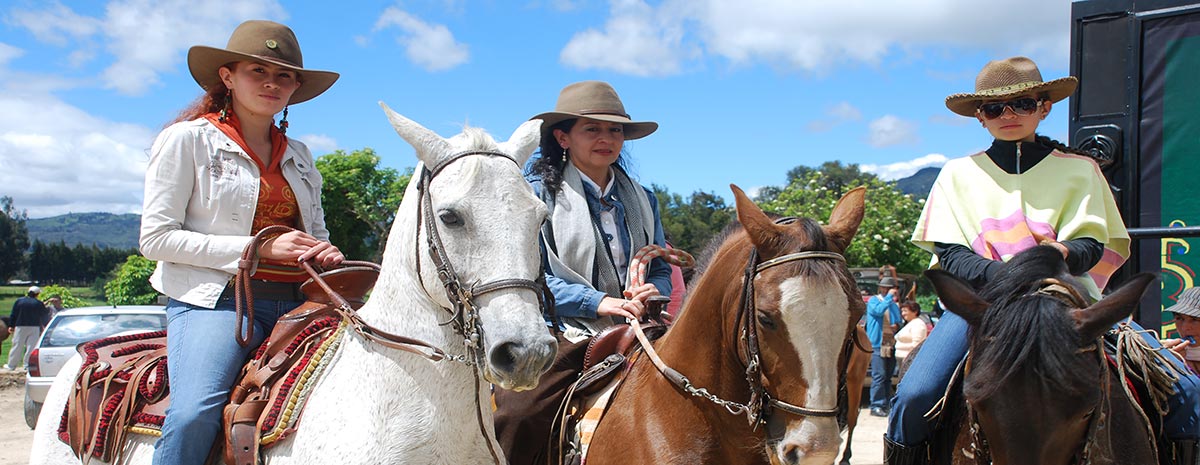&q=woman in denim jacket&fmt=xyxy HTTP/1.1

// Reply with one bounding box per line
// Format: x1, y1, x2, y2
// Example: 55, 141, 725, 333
138, 20, 343, 465
493, 80, 672, 465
